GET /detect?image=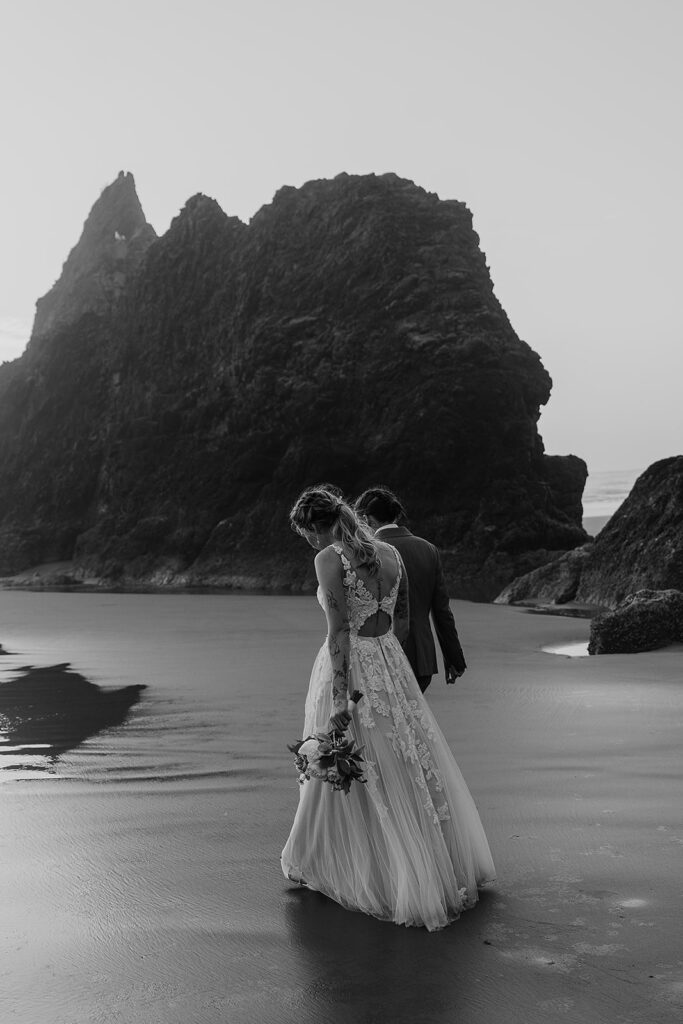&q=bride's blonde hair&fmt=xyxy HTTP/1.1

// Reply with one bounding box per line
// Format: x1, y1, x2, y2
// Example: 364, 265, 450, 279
290, 486, 381, 574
